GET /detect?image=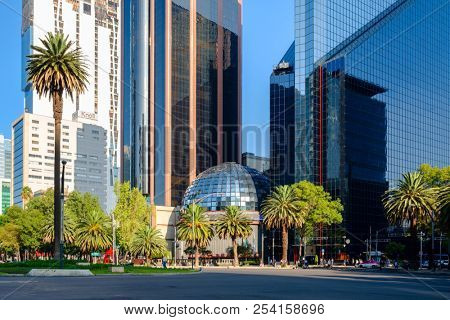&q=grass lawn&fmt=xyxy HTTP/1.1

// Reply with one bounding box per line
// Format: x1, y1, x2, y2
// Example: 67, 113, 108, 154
0, 260, 197, 275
